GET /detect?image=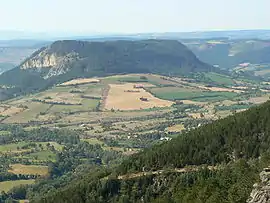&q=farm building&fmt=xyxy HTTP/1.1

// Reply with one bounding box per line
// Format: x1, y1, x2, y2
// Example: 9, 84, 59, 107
140, 97, 149, 102
134, 84, 144, 89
